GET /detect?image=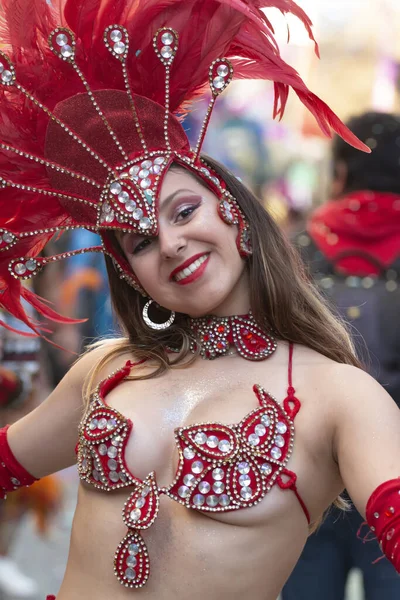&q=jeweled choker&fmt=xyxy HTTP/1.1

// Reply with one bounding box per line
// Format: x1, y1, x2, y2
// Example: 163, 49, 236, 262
188, 313, 277, 361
